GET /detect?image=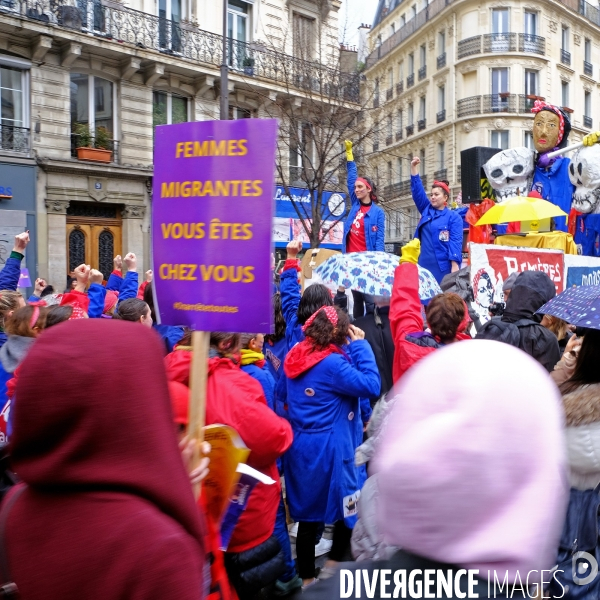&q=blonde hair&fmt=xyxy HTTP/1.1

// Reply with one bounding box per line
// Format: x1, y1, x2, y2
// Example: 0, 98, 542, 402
544, 315, 569, 341
0, 291, 23, 331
